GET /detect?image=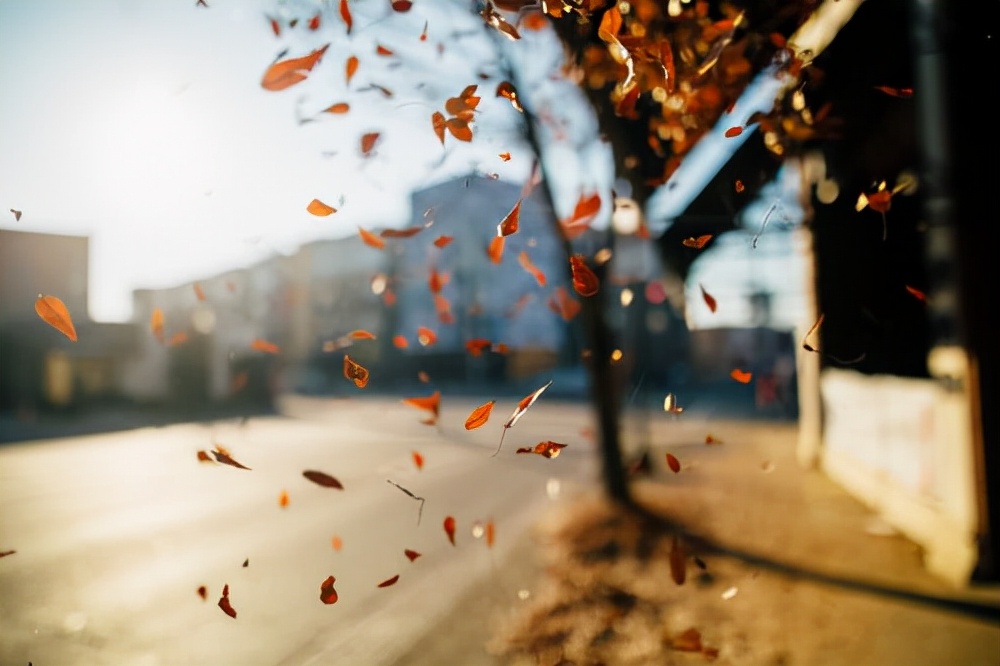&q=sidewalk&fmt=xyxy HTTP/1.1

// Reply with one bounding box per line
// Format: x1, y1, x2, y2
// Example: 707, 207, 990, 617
400, 417, 1000, 666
